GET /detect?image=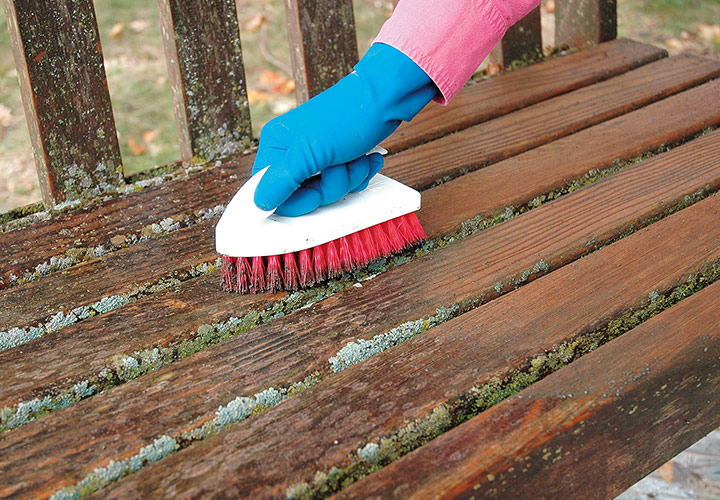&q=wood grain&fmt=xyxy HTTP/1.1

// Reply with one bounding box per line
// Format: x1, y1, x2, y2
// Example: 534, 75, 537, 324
94, 190, 720, 499
555, 0, 617, 48
389, 54, 720, 190
3, 56, 715, 331
0, 39, 665, 289
5, 131, 720, 499
157, 0, 253, 162
489, 6, 542, 69
3, 0, 123, 205
3, 82, 718, 417
385, 38, 664, 153
284, 0, 358, 102
336, 282, 720, 500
